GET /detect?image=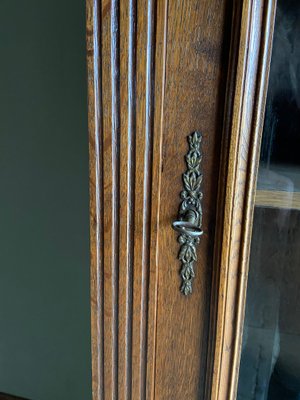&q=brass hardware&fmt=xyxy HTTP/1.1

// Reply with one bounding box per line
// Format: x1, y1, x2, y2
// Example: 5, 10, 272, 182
172, 132, 203, 295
